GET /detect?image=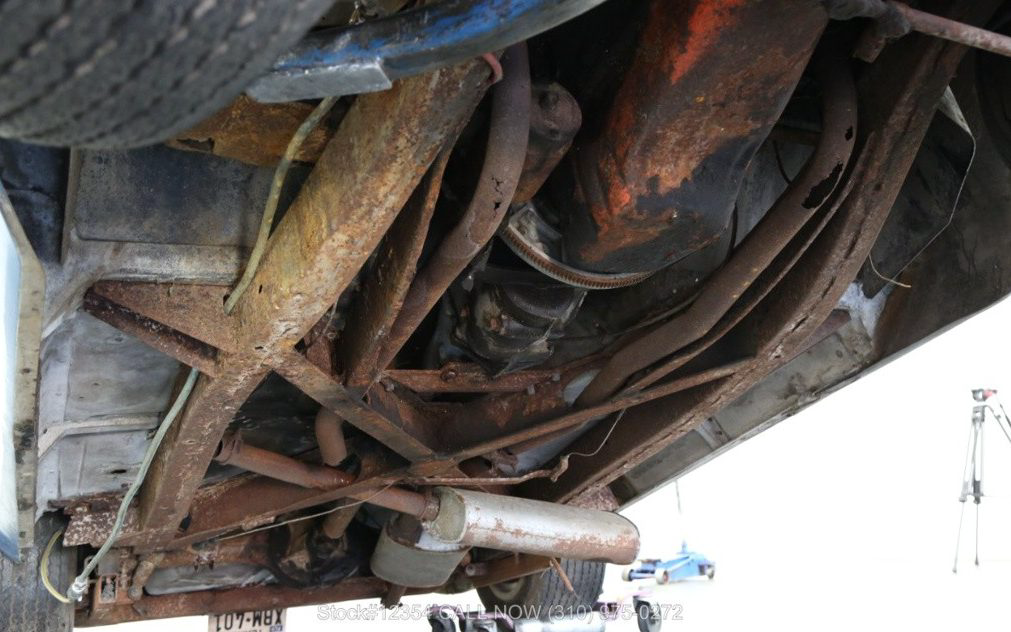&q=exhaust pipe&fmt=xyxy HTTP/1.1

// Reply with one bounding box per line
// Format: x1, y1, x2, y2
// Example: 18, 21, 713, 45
215, 433, 639, 584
